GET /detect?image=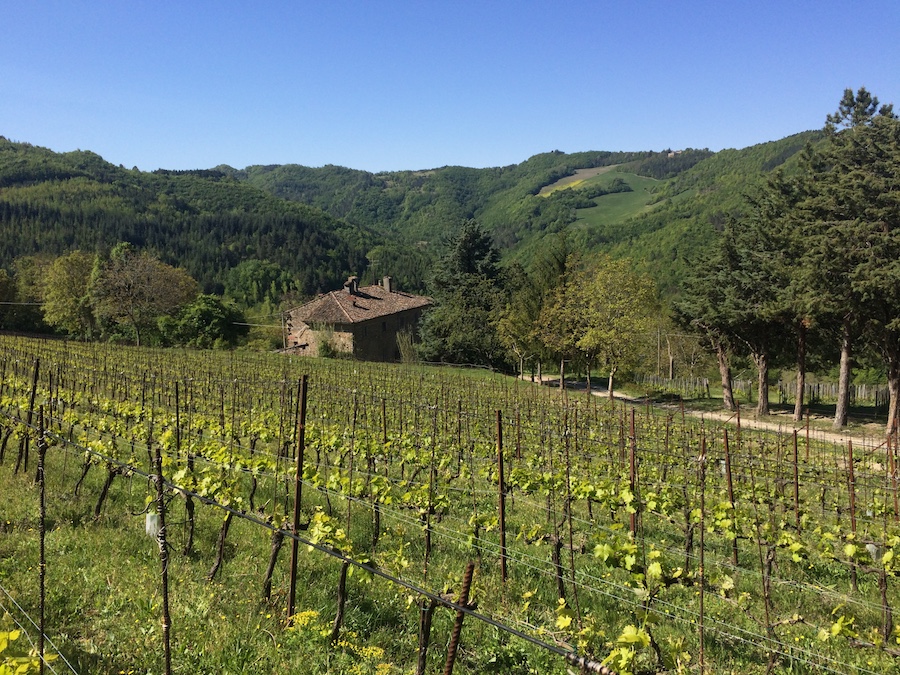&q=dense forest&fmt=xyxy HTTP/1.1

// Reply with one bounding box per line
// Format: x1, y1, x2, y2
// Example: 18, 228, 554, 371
223, 137, 818, 296
0, 131, 816, 301
0, 138, 371, 296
